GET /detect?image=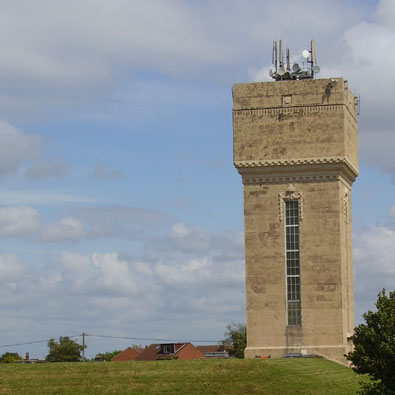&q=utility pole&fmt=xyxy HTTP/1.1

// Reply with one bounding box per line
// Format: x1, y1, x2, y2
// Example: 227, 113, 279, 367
82, 332, 86, 362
